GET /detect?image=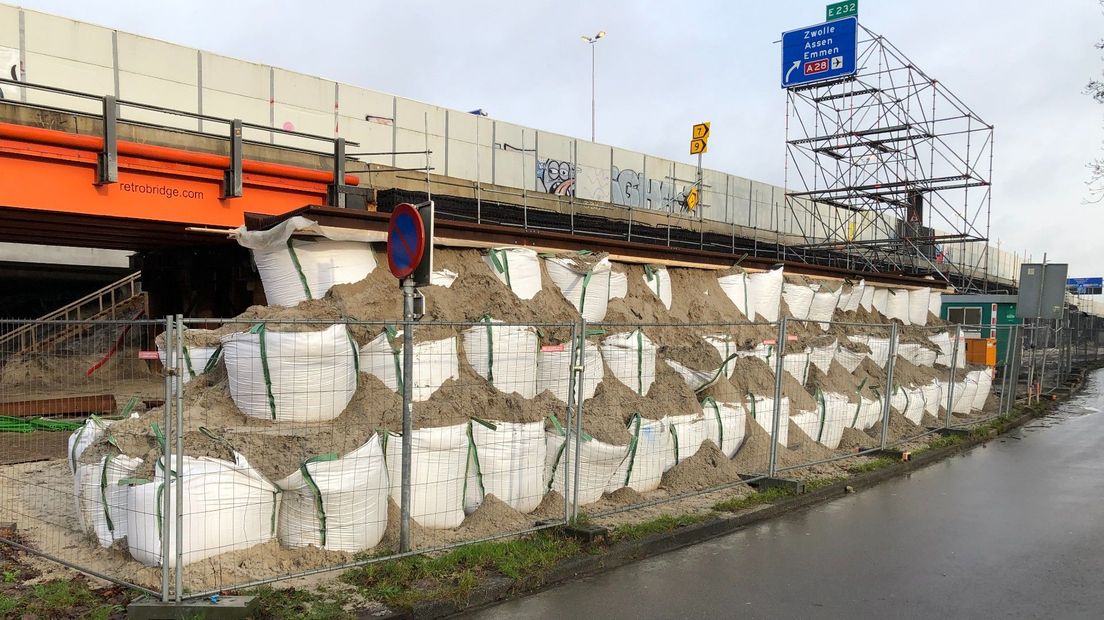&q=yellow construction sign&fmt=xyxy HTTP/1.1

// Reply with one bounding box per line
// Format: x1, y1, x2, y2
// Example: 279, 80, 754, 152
686, 187, 700, 211
690, 122, 710, 155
